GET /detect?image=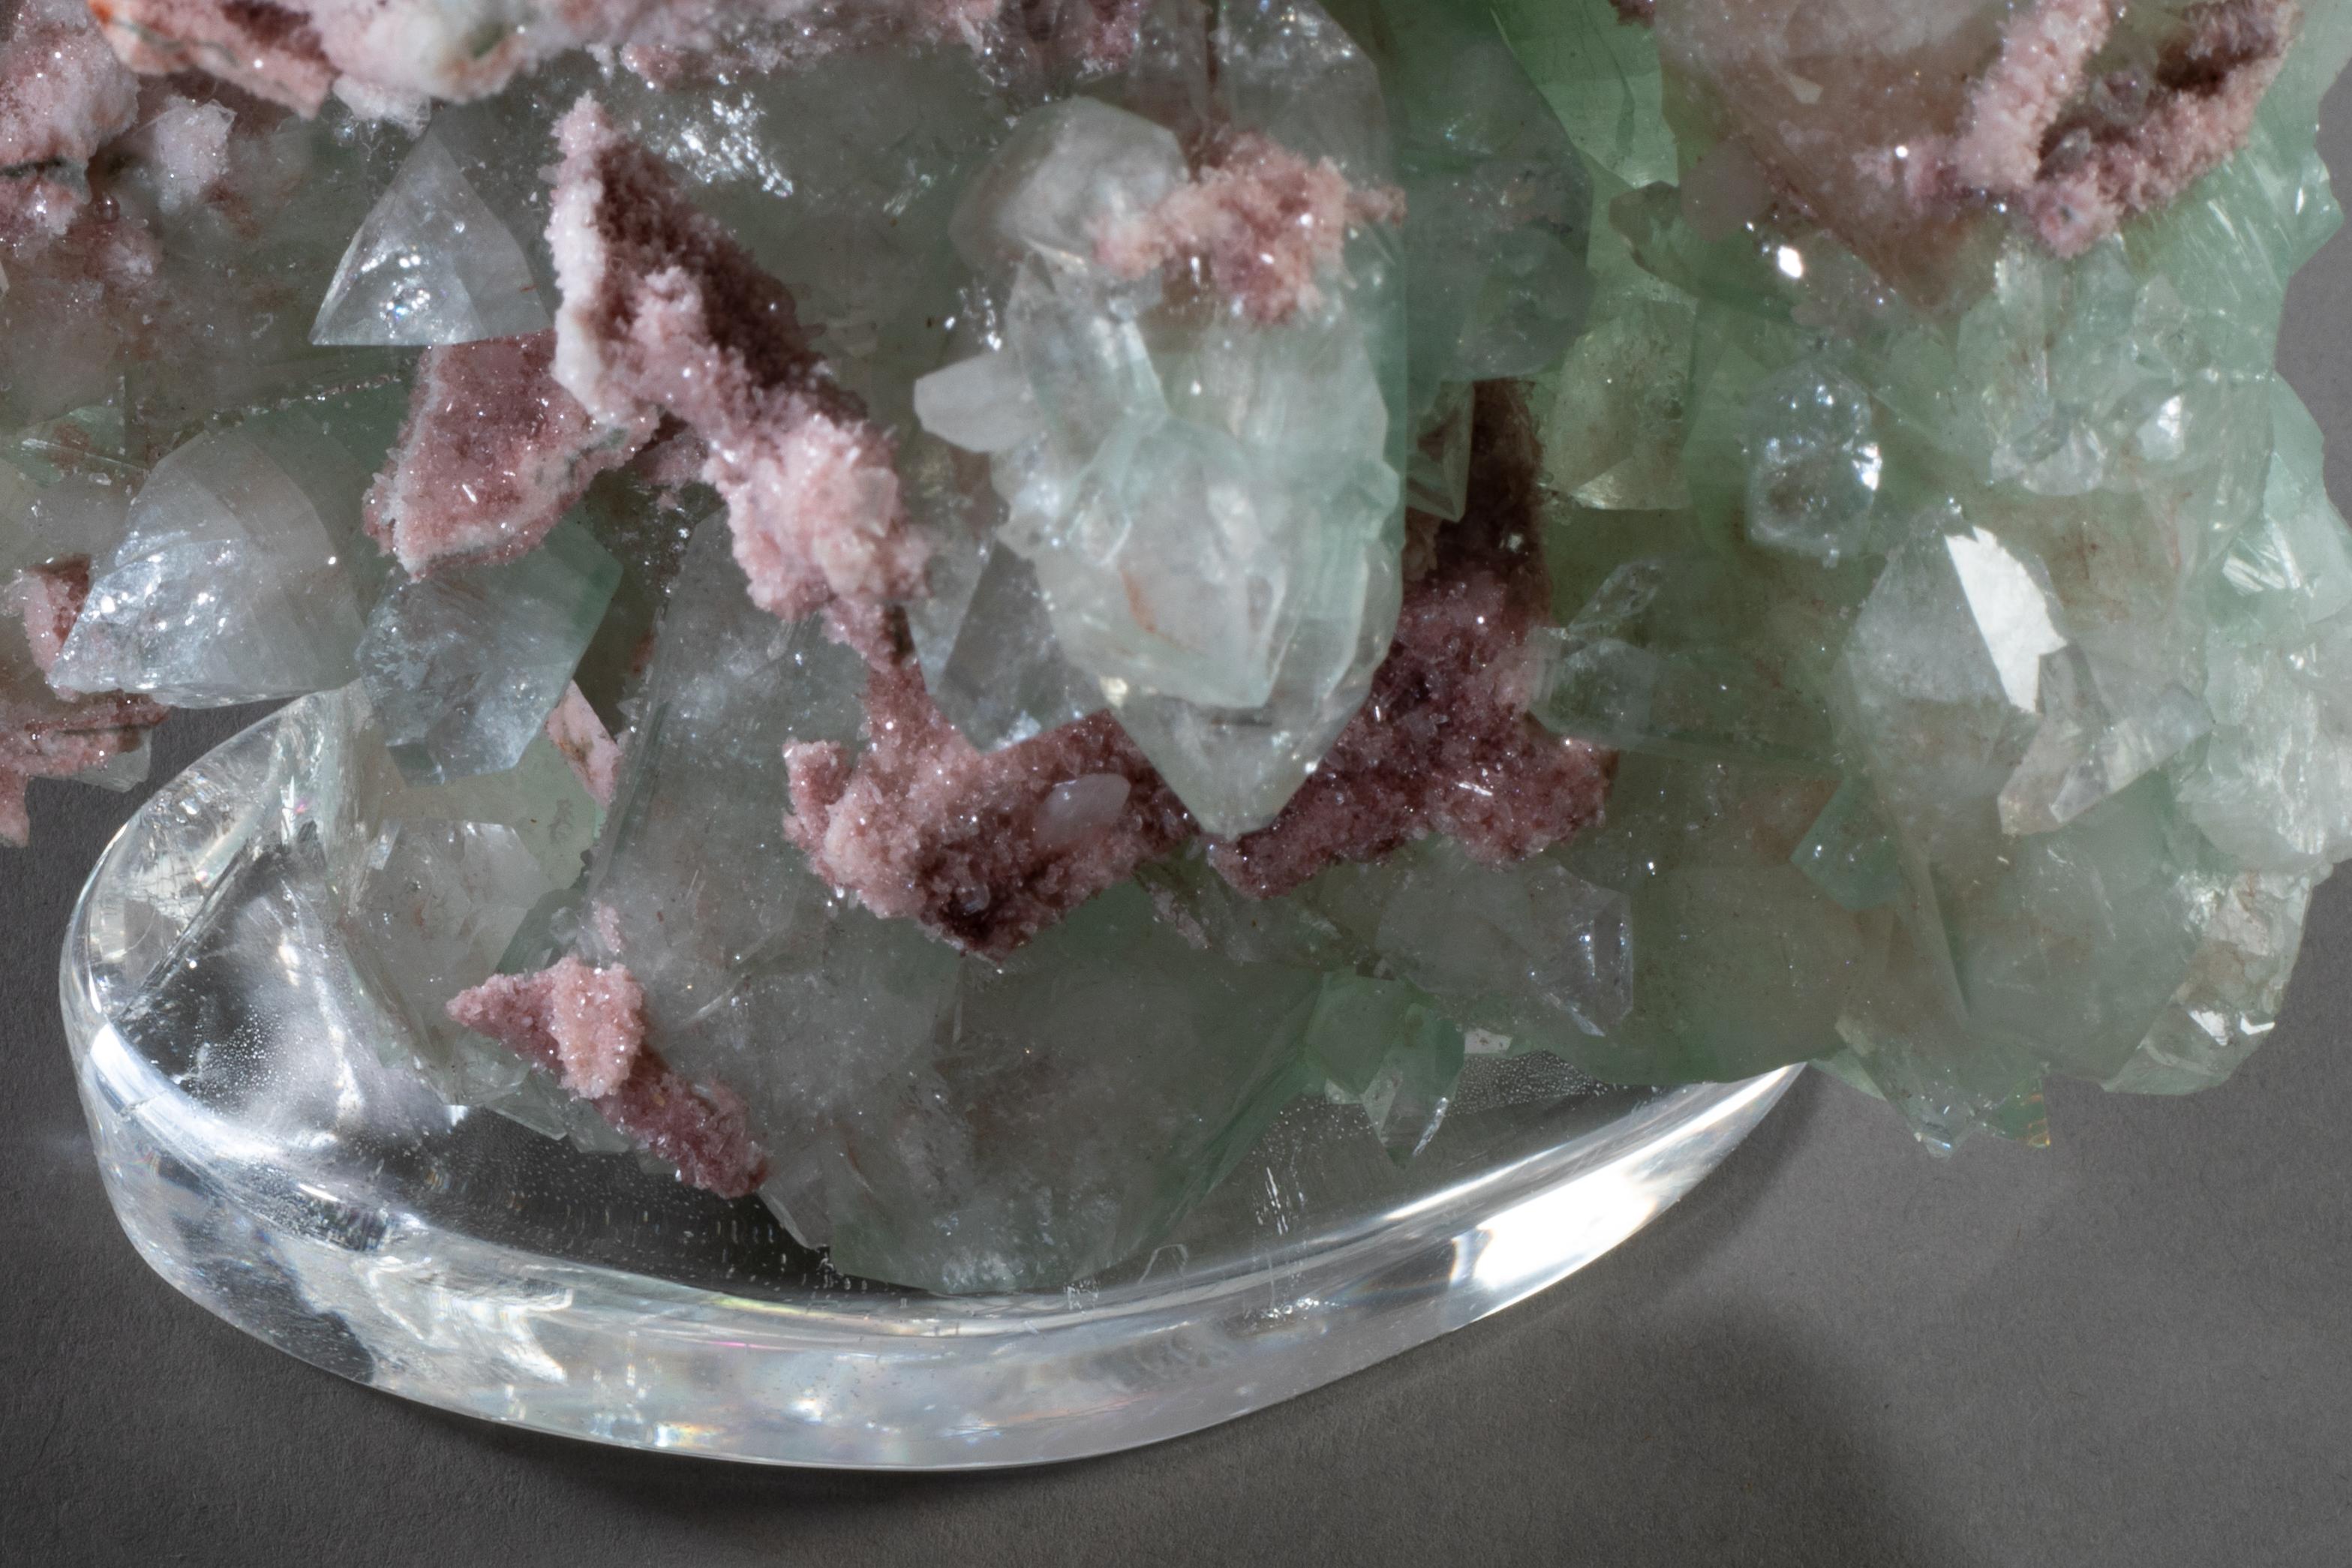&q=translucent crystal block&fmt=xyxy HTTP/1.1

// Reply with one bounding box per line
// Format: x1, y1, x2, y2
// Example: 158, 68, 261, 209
312, 122, 554, 347
1346, 0, 1594, 426
935, 6, 1410, 836
346, 816, 563, 1102
580, 520, 1426, 1291
62, 696, 1792, 1464
1791, 778, 1903, 913
614, 45, 1011, 431
50, 417, 382, 706
903, 524, 1103, 749
356, 521, 620, 786
1652, 0, 2006, 308
947, 98, 1188, 275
